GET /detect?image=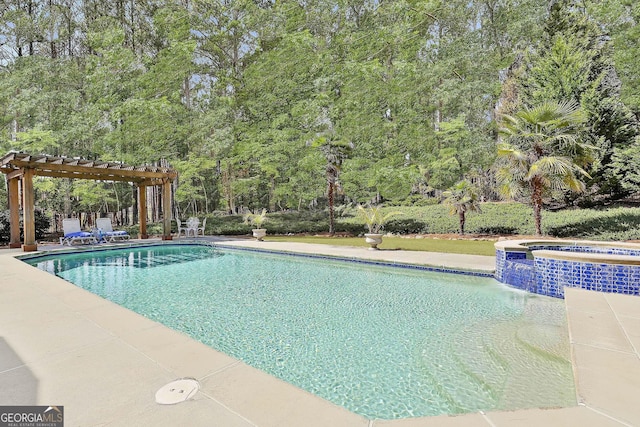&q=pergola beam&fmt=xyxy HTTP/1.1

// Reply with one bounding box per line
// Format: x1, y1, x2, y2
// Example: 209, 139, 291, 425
1, 159, 176, 182
5, 169, 23, 180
